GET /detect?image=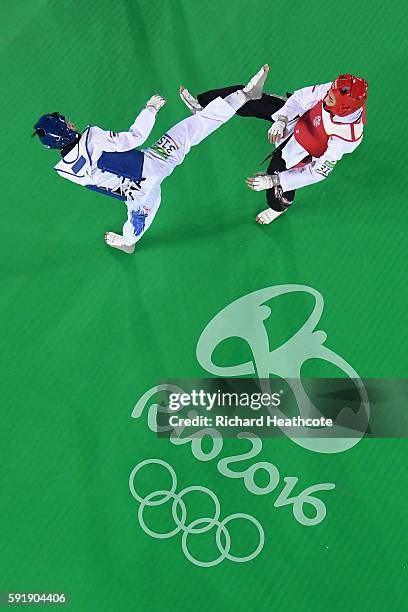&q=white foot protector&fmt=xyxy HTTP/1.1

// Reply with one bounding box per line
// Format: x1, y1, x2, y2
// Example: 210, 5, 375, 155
243, 64, 269, 100
255, 208, 285, 225
104, 232, 135, 253
179, 86, 203, 113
